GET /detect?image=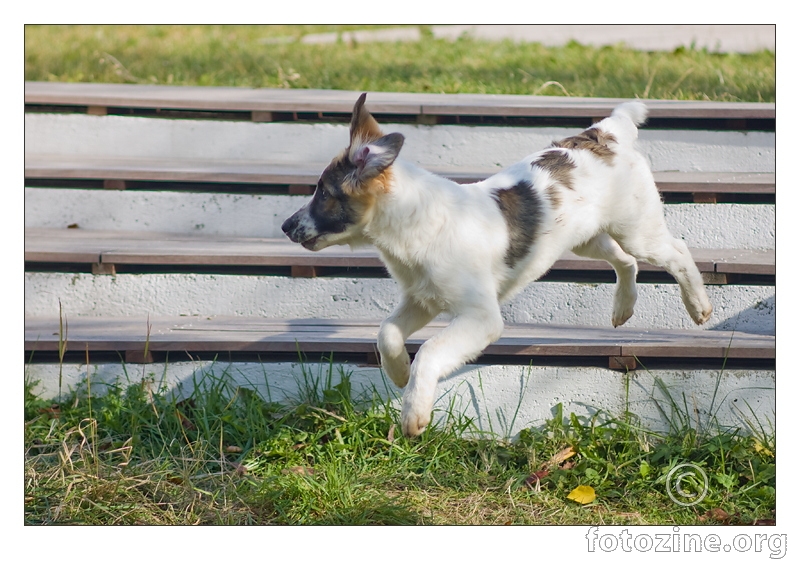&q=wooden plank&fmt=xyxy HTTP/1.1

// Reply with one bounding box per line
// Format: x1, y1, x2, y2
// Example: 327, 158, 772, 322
24, 154, 776, 196
24, 316, 776, 361
25, 82, 775, 120
24, 83, 425, 114
24, 228, 775, 276
653, 172, 775, 195
712, 249, 776, 274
